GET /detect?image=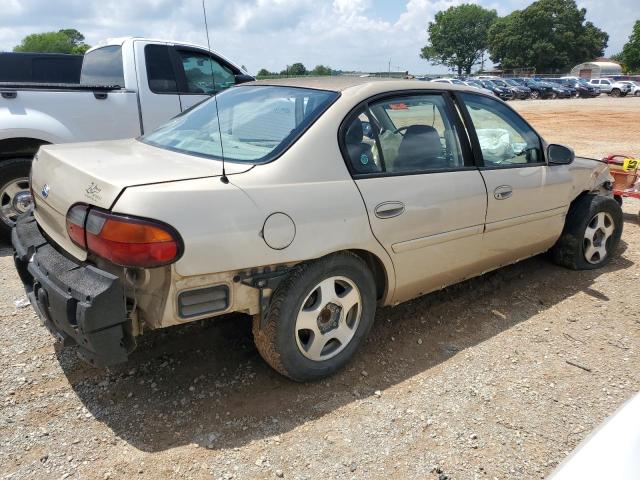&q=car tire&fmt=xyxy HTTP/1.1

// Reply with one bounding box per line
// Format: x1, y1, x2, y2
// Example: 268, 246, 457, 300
610, 88, 621, 97
530, 90, 540, 100
0, 158, 32, 241
551, 194, 623, 270
550, 92, 558, 99
253, 252, 377, 382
